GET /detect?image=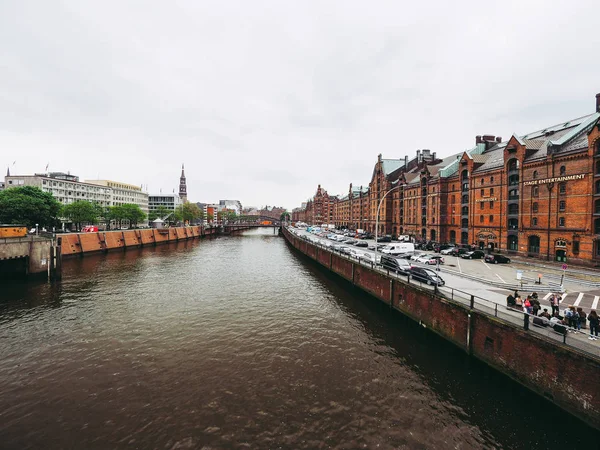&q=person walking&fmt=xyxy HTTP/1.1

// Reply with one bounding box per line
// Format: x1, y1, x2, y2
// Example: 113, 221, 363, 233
588, 310, 599, 340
